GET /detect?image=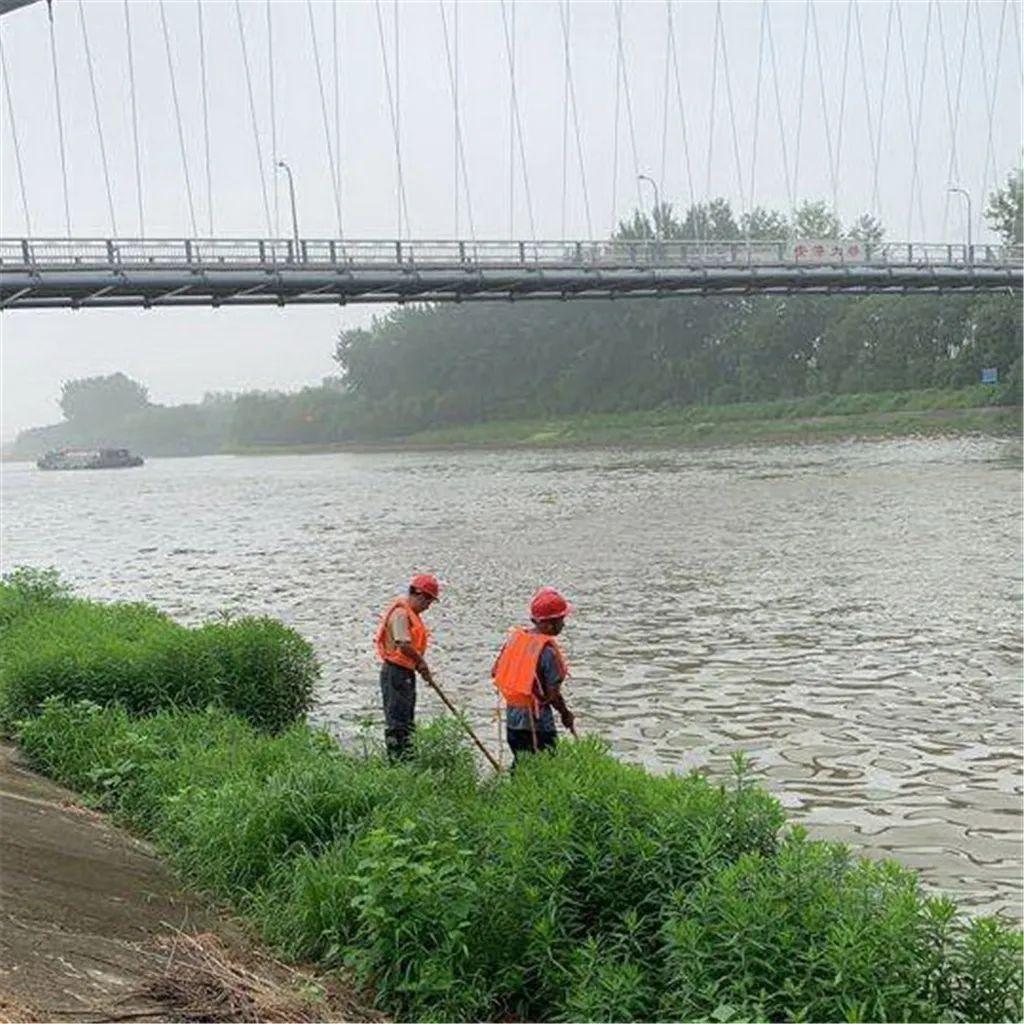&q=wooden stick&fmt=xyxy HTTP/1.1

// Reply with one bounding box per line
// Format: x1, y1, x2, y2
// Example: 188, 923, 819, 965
427, 678, 502, 771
